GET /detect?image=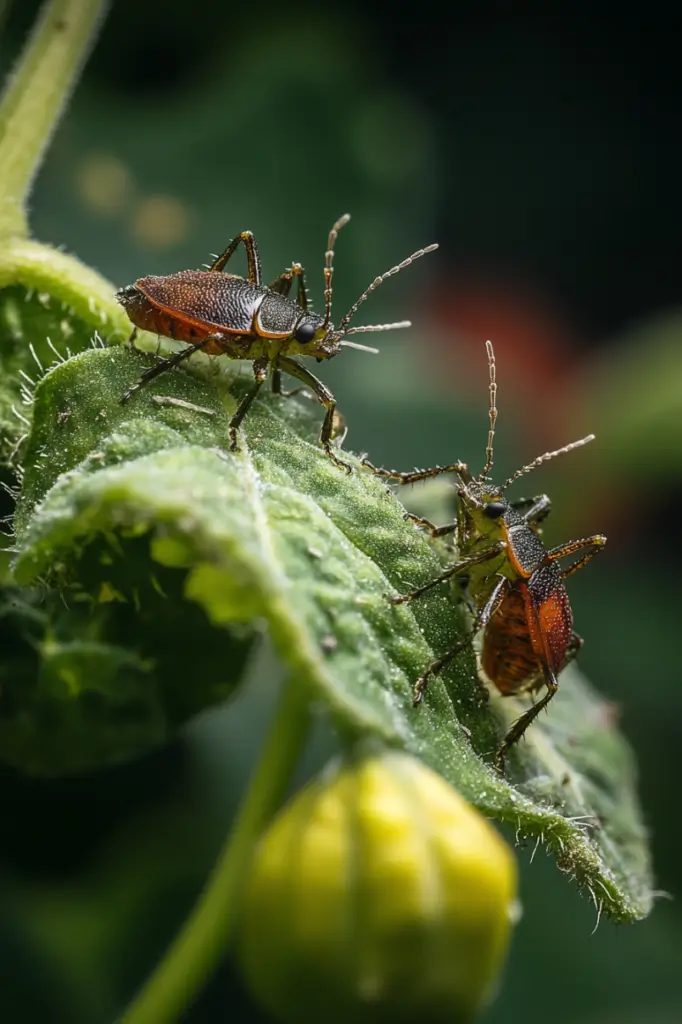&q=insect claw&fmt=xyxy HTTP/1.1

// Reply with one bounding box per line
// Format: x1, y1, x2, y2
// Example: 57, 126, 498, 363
324, 445, 352, 473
